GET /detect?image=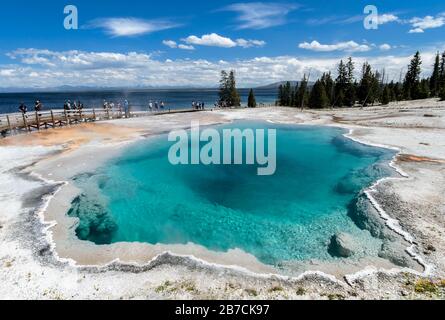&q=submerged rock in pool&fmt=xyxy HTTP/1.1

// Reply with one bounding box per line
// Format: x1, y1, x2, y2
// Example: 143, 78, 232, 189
335, 163, 392, 195
347, 193, 396, 240
328, 232, 357, 258
67, 194, 118, 245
